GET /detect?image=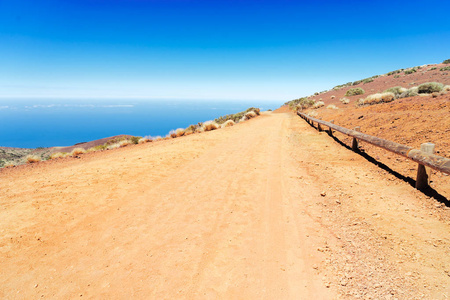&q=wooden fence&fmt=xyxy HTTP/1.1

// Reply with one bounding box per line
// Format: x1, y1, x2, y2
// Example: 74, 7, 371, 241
297, 111, 450, 190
